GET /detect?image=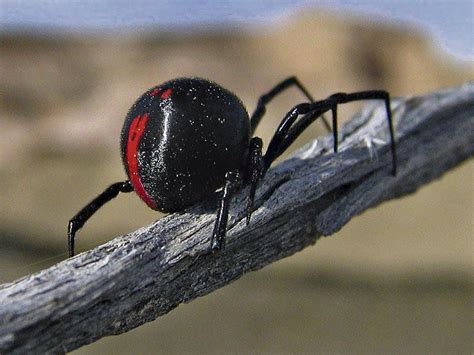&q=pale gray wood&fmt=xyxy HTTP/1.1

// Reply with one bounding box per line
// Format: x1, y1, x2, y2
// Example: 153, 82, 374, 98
0, 83, 473, 354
